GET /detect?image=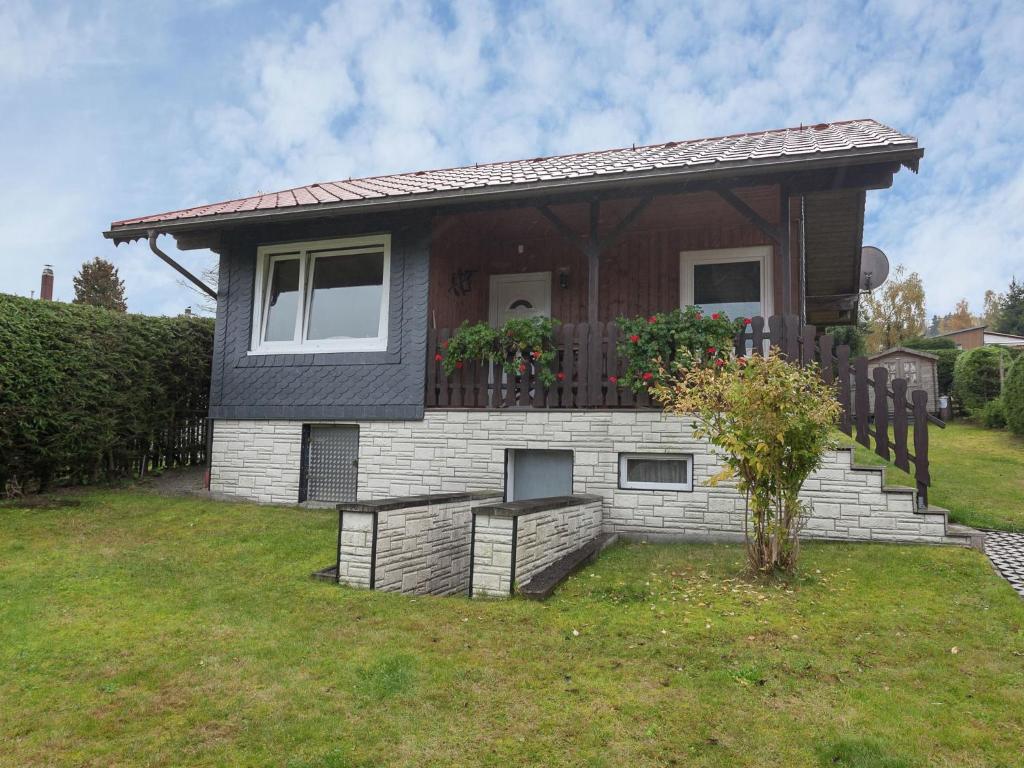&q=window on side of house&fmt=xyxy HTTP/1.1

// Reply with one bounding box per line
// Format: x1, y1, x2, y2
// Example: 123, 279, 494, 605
618, 453, 693, 491
251, 235, 391, 354
680, 245, 773, 321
